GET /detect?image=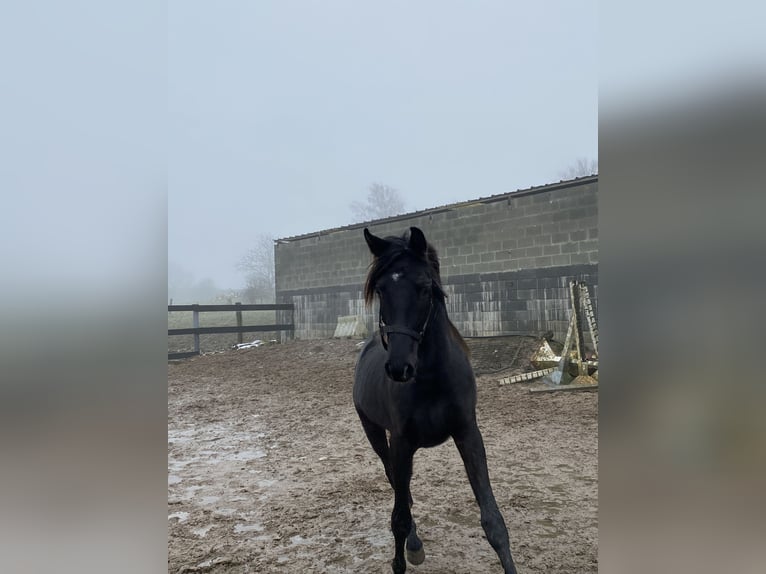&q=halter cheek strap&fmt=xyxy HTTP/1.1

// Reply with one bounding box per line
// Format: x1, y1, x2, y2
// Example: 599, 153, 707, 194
379, 299, 433, 349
